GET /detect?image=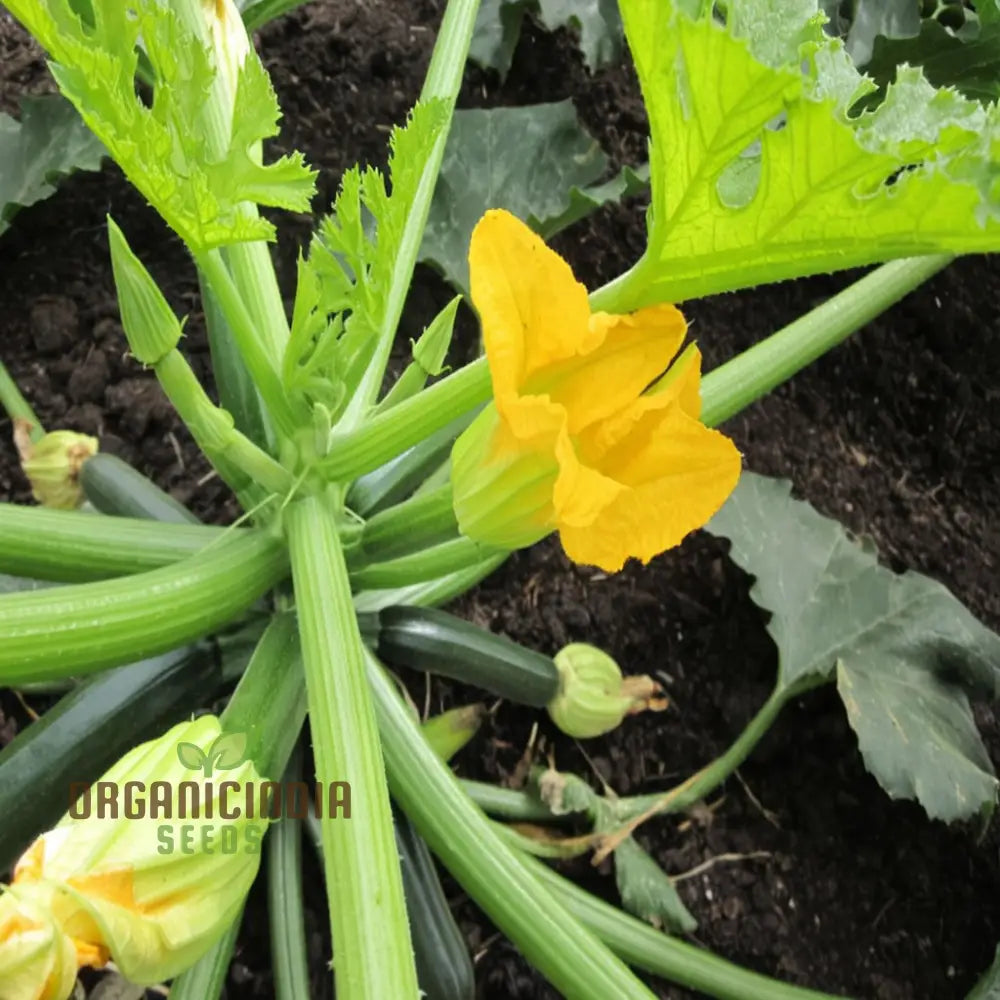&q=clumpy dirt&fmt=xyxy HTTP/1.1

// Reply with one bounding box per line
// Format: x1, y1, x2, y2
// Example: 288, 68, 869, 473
2, 3, 1000, 999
